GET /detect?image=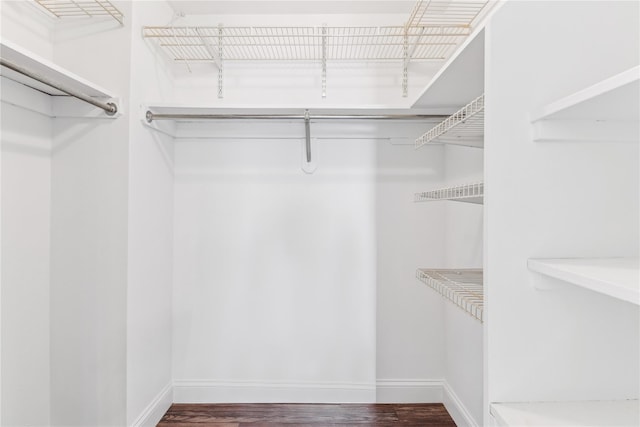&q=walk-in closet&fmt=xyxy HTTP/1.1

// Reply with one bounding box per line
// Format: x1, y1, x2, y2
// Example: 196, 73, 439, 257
1, 1, 638, 426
